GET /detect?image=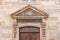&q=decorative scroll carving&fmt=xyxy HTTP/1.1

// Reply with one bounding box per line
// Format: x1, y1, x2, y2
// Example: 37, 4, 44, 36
42, 22, 46, 37
13, 23, 17, 38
